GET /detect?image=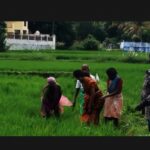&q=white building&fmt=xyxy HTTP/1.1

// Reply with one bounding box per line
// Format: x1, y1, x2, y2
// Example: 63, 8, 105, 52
5, 21, 56, 50
120, 41, 150, 52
